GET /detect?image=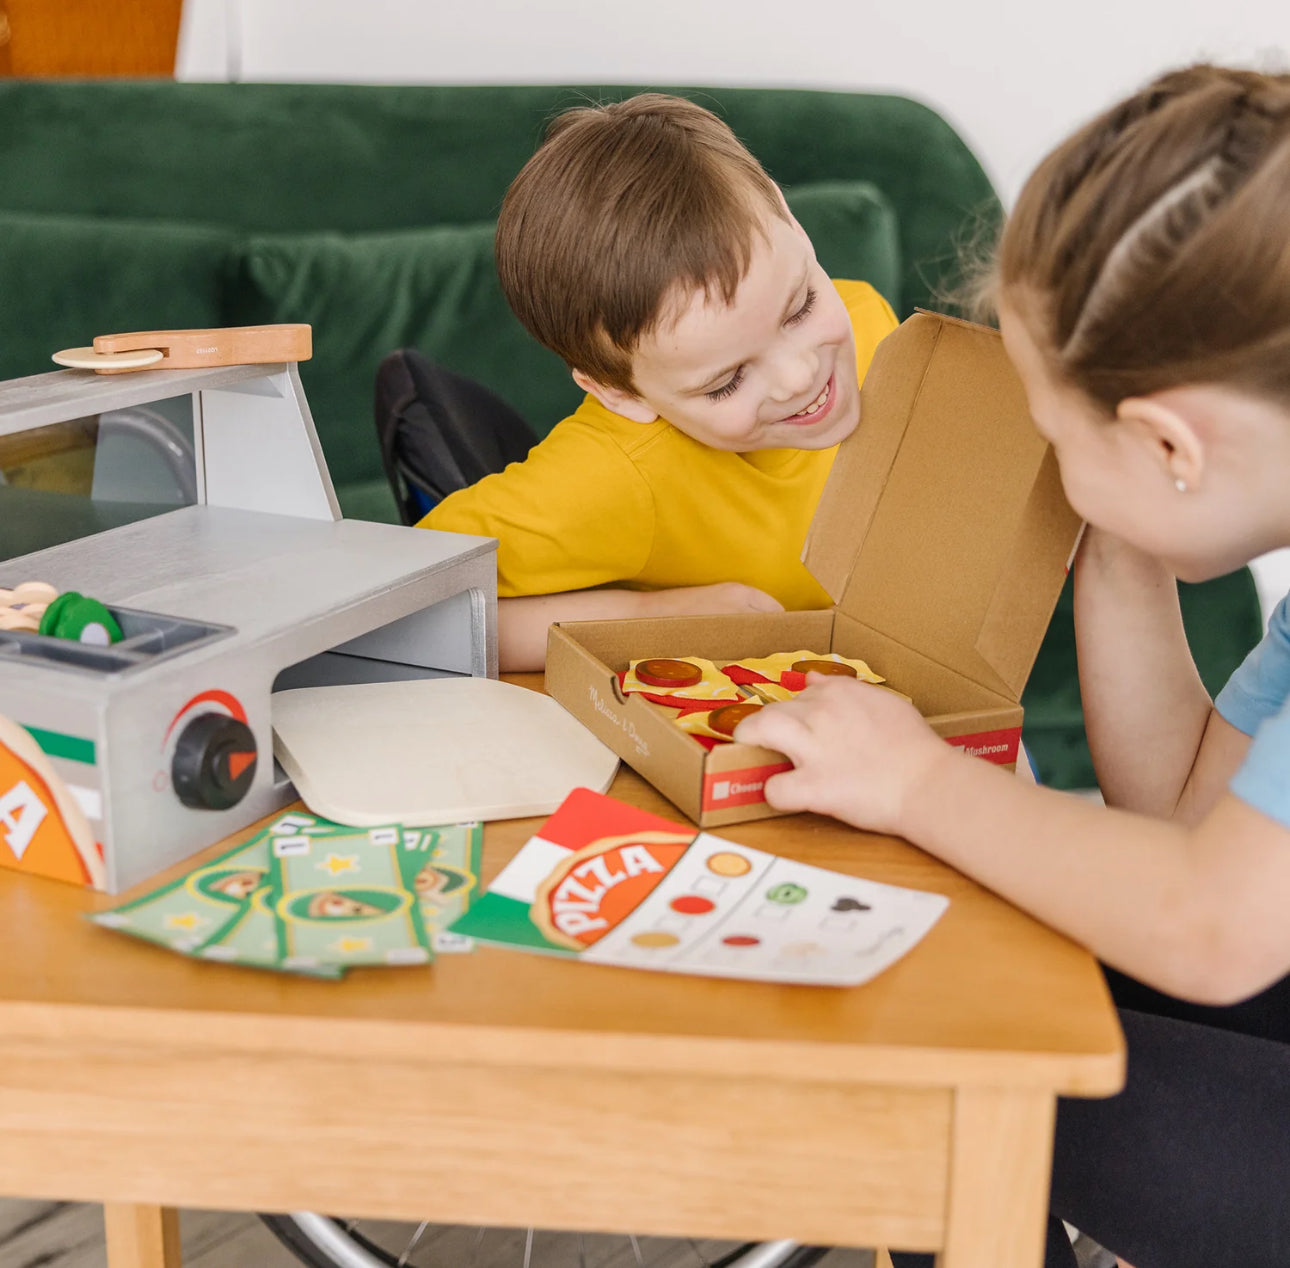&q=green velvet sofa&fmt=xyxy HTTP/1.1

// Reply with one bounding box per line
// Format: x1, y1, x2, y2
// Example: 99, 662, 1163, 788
0, 79, 998, 520
0, 79, 1262, 787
